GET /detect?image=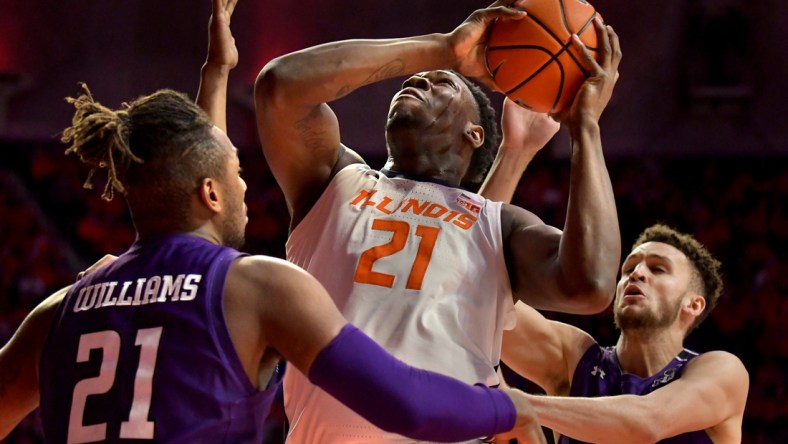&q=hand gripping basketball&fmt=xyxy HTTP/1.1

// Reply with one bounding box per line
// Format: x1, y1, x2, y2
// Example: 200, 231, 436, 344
485, 0, 604, 114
